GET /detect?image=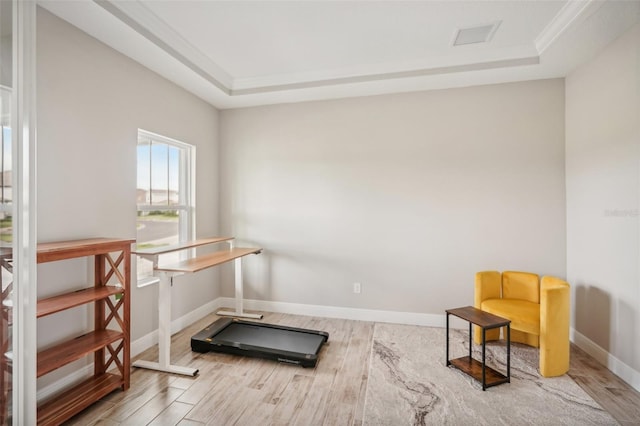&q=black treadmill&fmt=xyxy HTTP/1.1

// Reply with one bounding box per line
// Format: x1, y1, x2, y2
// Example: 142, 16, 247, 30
191, 317, 329, 368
